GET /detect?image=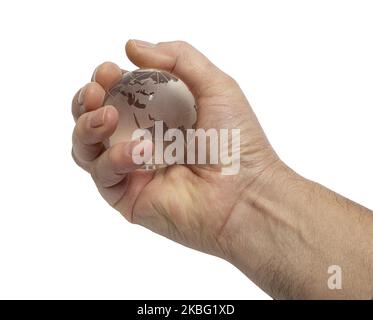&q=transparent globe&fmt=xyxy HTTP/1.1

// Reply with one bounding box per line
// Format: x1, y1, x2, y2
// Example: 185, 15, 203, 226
104, 69, 197, 168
